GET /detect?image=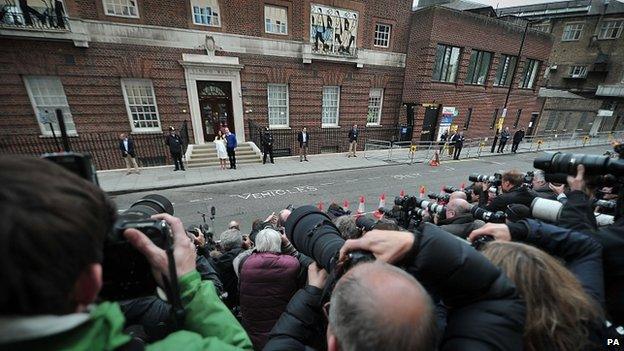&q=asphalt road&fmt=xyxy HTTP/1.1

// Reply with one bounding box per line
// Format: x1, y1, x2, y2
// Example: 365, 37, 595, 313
111, 145, 609, 234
